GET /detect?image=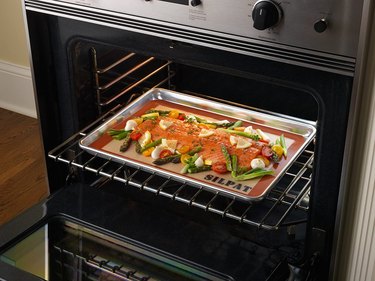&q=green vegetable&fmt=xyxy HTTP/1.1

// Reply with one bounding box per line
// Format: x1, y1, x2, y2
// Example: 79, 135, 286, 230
108, 129, 125, 136
186, 153, 199, 165
134, 141, 142, 154
119, 134, 132, 152
228, 152, 272, 180
180, 164, 190, 174
187, 165, 212, 173
180, 153, 200, 174
193, 116, 206, 123
231, 155, 238, 178
194, 116, 239, 128
221, 129, 260, 141
141, 112, 160, 120
153, 154, 181, 165
140, 139, 162, 153
227, 120, 243, 130
272, 153, 281, 163
277, 134, 287, 157
187, 146, 202, 156
114, 131, 129, 140
221, 144, 232, 171
233, 168, 274, 181
108, 129, 131, 140
142, 116, 159, 121
144, 109, 170, 116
